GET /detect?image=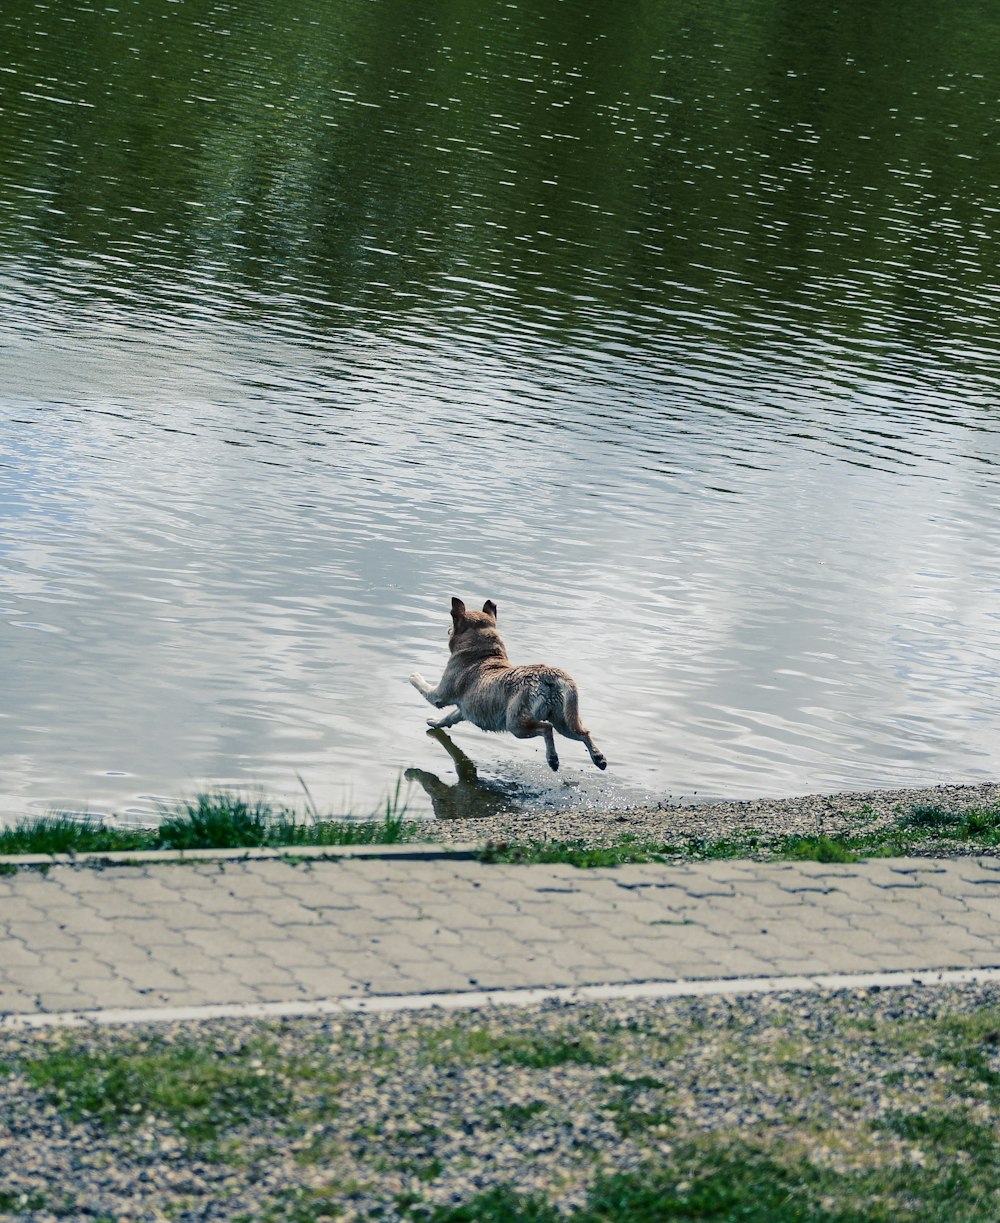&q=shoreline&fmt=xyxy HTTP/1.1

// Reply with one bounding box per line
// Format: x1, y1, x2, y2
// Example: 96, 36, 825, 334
1, 779, 998, 864
425, 778, 1000, 848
